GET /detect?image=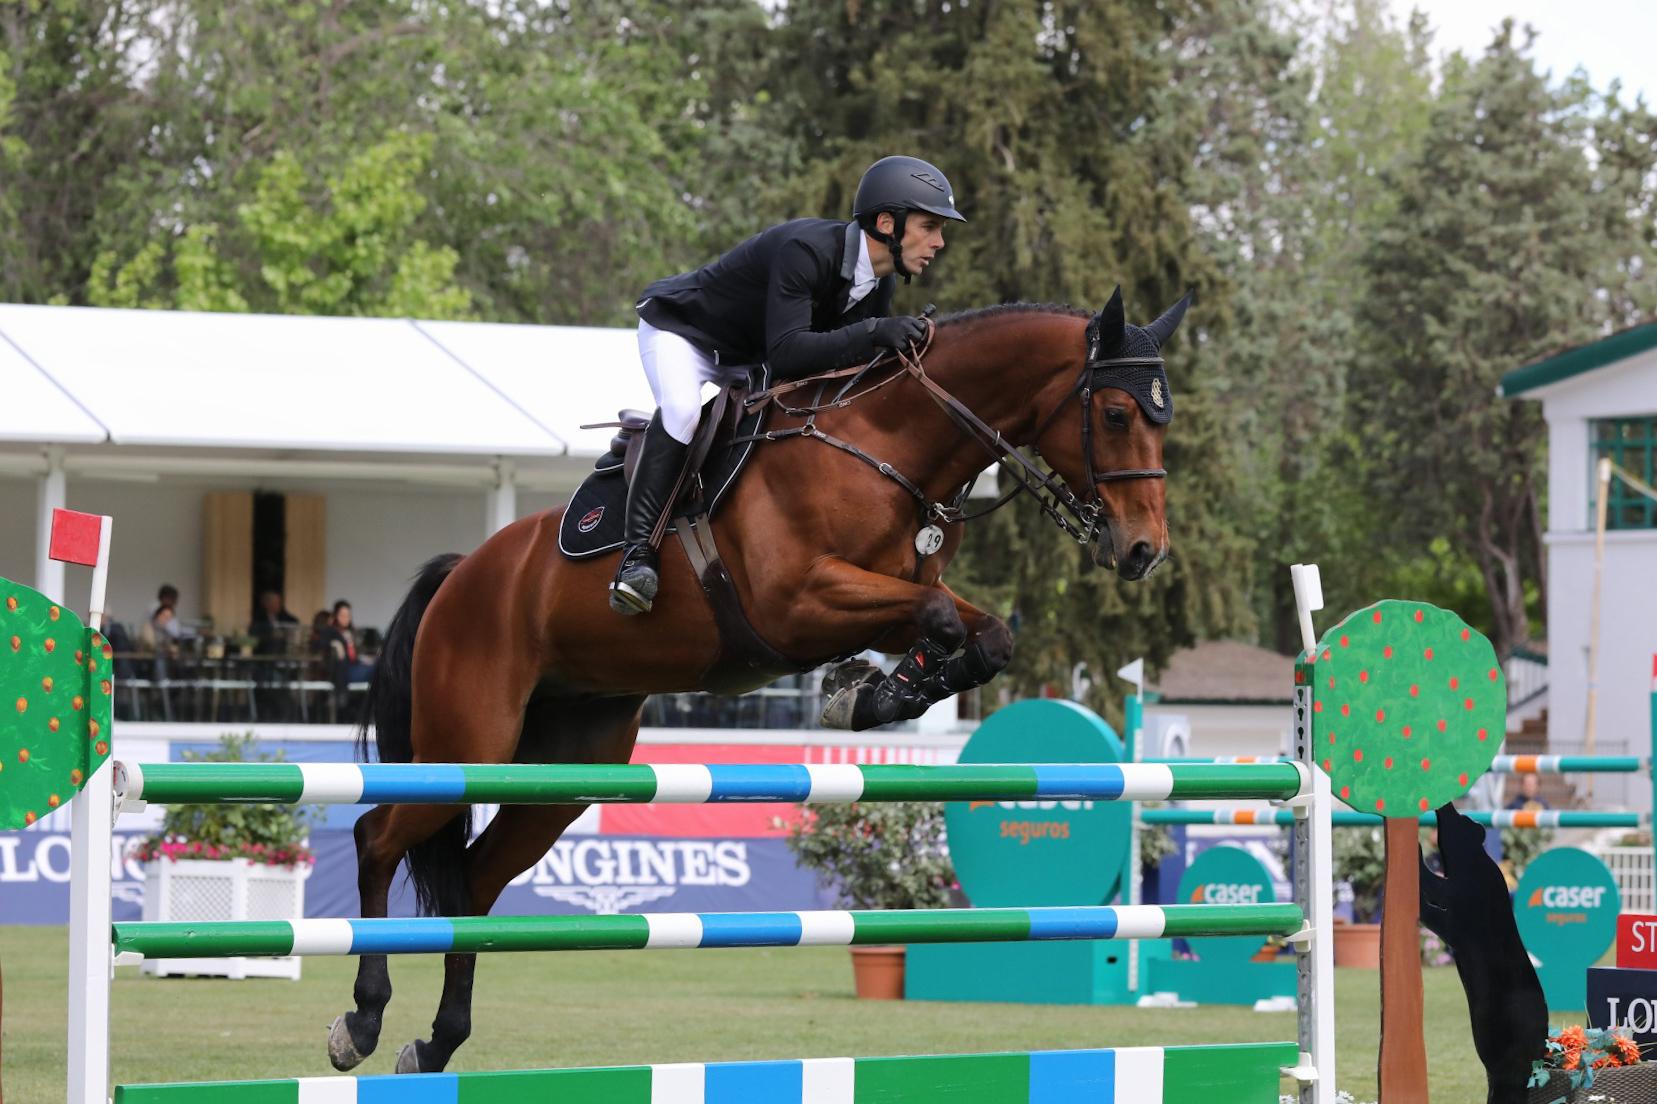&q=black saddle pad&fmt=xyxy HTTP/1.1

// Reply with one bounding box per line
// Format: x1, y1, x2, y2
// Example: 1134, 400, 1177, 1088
558, 368, 771, 560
